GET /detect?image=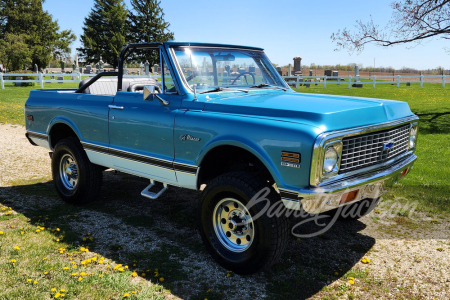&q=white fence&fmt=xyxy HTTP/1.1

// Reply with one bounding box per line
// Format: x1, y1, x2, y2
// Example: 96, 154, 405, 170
282, 75, 447, 89
0, 72, 447, 89
0, 73, 159, 89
